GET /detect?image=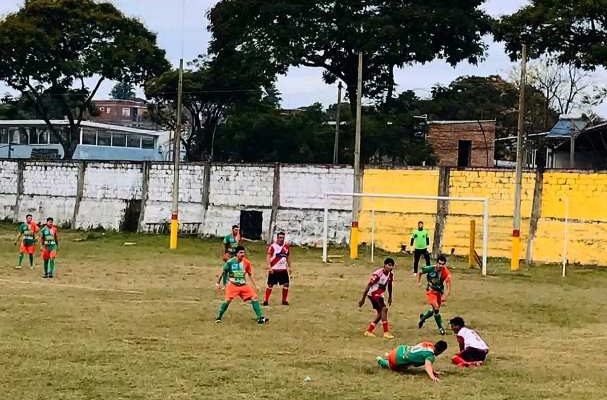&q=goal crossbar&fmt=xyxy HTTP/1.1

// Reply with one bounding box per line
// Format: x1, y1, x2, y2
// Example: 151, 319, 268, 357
322, 192, 489, 276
